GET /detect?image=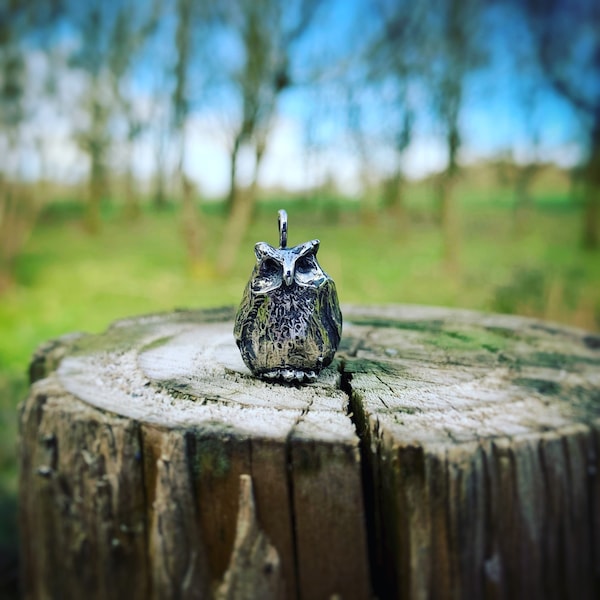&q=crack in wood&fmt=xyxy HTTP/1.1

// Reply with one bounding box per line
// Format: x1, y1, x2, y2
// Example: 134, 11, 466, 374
283, 441, 301, 600
337, 311, 600, 599
338, 358, 383, 598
